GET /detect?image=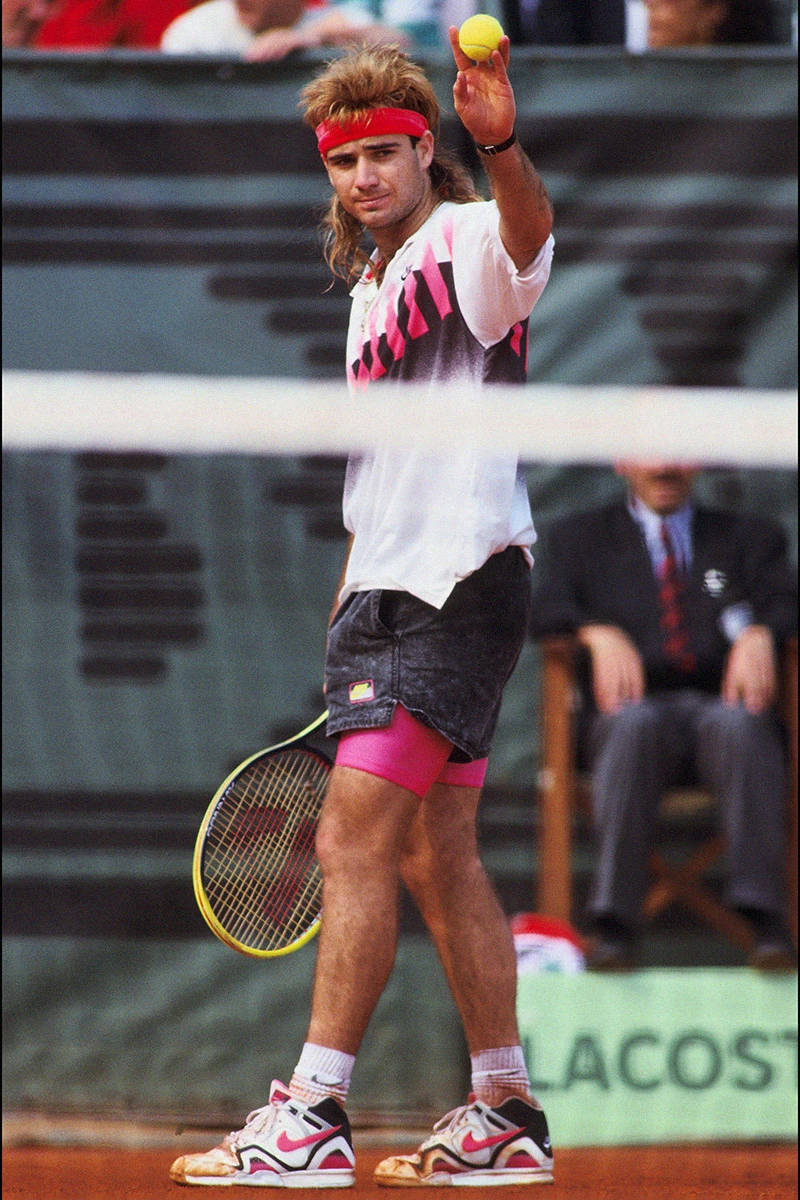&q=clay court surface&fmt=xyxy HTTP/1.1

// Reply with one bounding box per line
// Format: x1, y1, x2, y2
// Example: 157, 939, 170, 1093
3, 1142, 797, 1199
